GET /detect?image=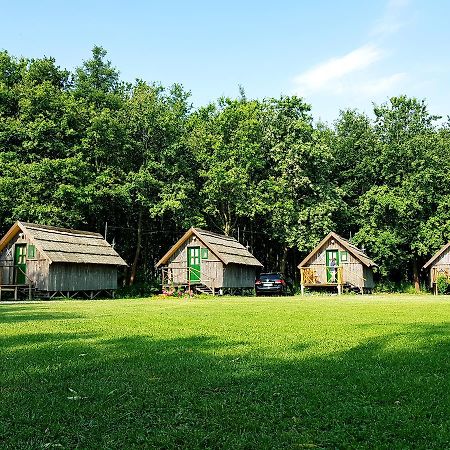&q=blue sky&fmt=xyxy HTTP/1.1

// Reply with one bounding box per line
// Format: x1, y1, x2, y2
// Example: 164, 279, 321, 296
1, 0, 449, 123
